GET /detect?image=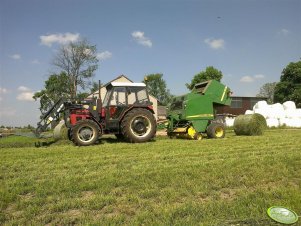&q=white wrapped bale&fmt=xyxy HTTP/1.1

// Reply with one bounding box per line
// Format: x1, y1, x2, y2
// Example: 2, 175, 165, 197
254, 107, 271, 119
225, 117, 235, 127
279, 118, 301, 128
269, 103, 286, 119
296, 109, 301, 118
283, 101, 296, 110
245, 110, 254, 115
253, 100, 268, 110
266, 118, 280, 128
285, 109, 299, 118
